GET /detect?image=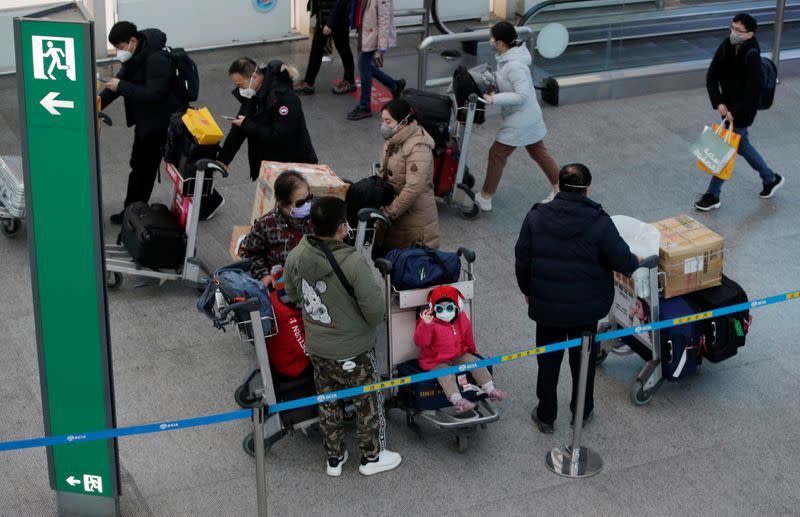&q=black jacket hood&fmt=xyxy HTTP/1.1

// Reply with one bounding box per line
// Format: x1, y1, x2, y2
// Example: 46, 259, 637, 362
535, 192, 605, 239
133, 28, 167, 62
